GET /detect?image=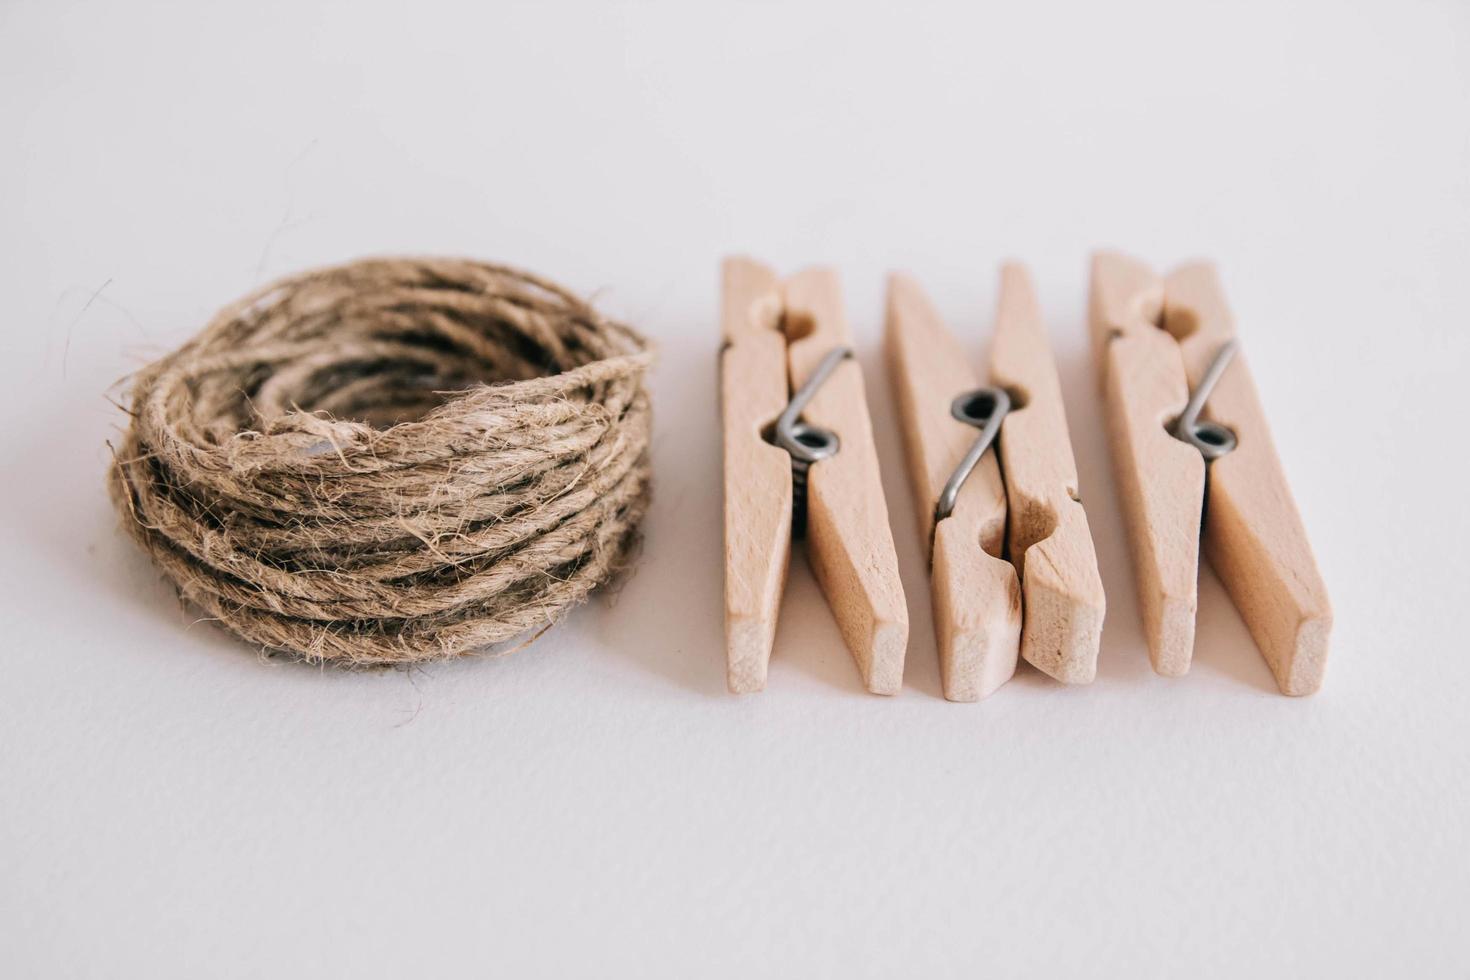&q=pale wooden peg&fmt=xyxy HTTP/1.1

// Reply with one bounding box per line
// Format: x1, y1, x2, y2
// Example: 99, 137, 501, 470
884, 273, 1021, 701
784, 268, 909, 695
720, 257, 792, 693
1090, 251, 1332, 694
1163, 263, 1333, 695
1089, 251, 1205, 677
989, 263, 1106, 683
